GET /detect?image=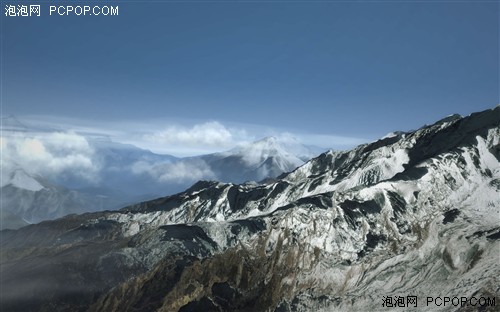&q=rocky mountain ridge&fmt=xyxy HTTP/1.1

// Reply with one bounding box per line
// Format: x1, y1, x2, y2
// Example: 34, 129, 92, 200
1, 106, 499, 311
